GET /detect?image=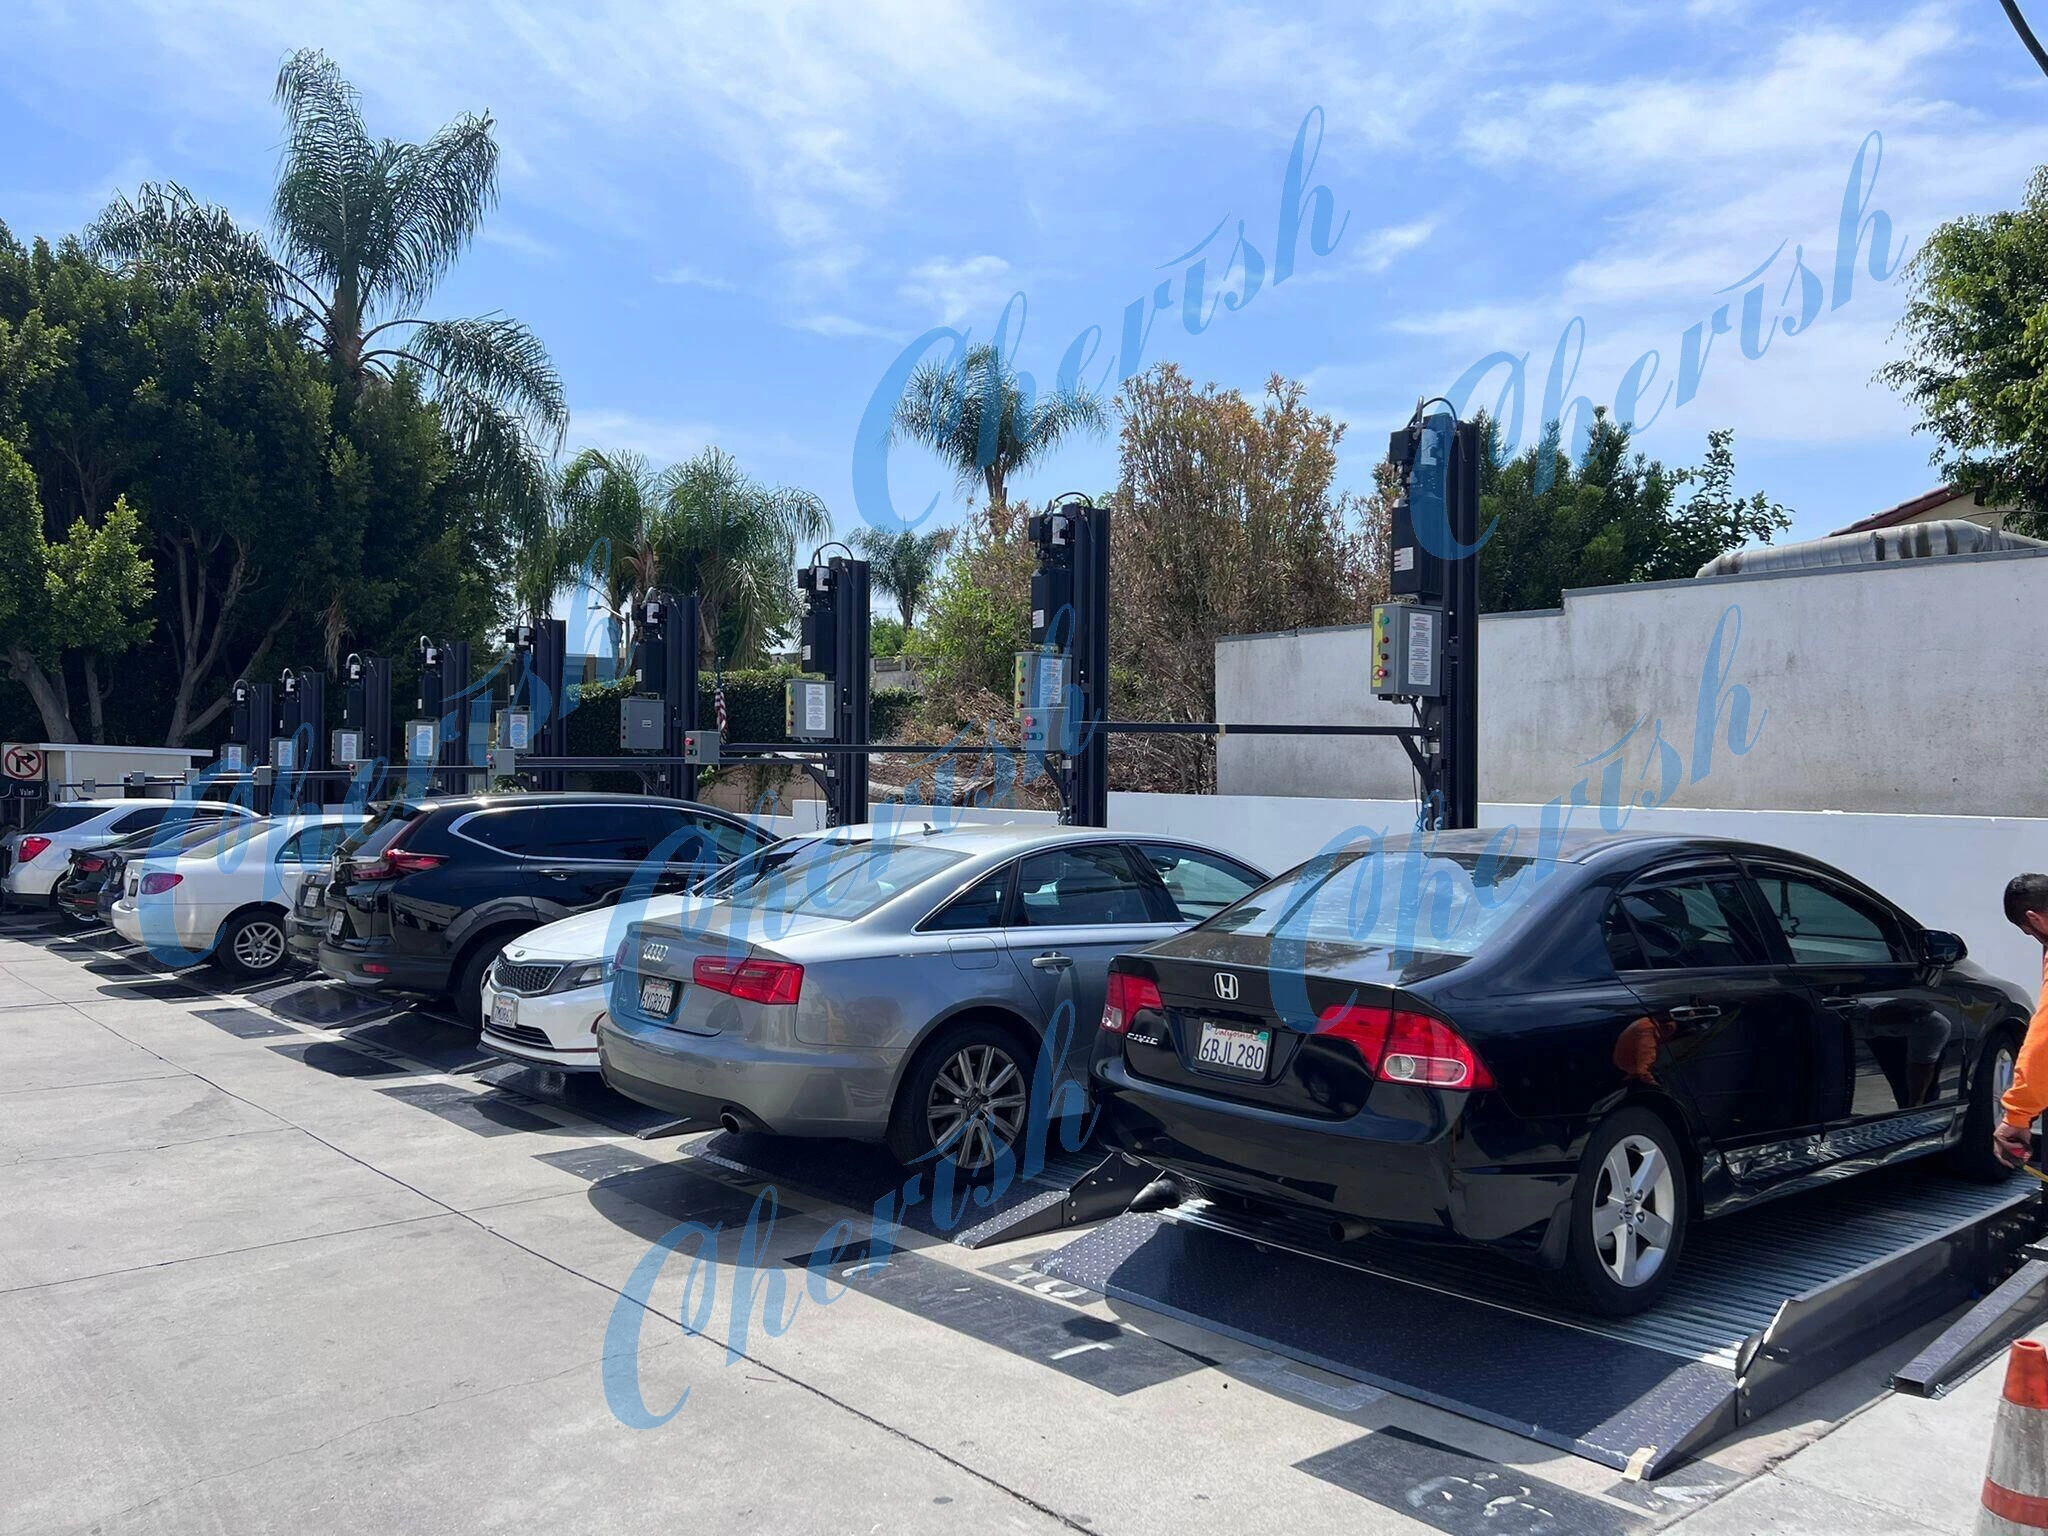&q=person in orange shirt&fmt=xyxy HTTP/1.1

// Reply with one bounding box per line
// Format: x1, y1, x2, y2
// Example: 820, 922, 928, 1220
1994, 874, 2048, 1169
